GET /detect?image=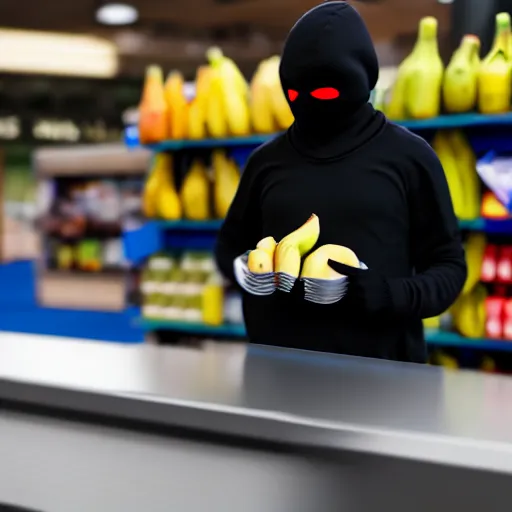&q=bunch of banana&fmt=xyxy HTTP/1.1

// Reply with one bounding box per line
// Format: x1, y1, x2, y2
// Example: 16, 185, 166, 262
180, 158, 210, 221
478, 12, 512, 114
443, 35, 480, 113
212, 150, 240, 218
247, 213, 362, 283
206, 47, 251, 137
142, 153, 182, 220
386, 17, 444, 120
